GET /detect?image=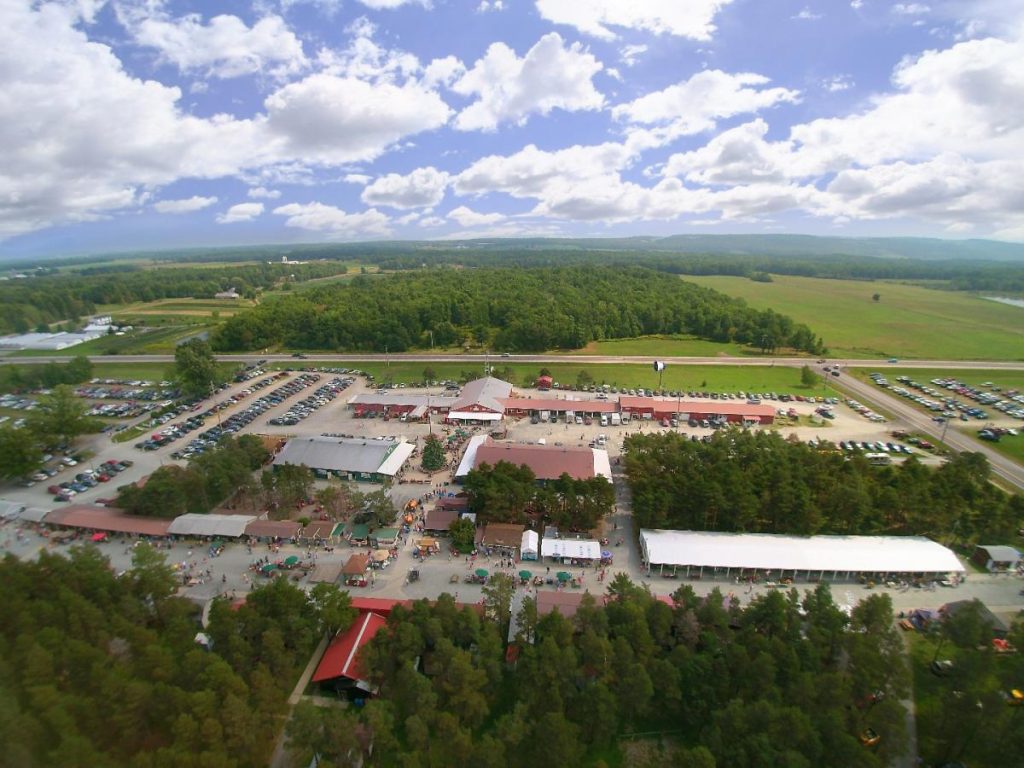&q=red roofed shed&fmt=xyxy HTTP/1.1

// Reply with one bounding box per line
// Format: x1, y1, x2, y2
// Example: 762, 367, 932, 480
312, 611, 388, 690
